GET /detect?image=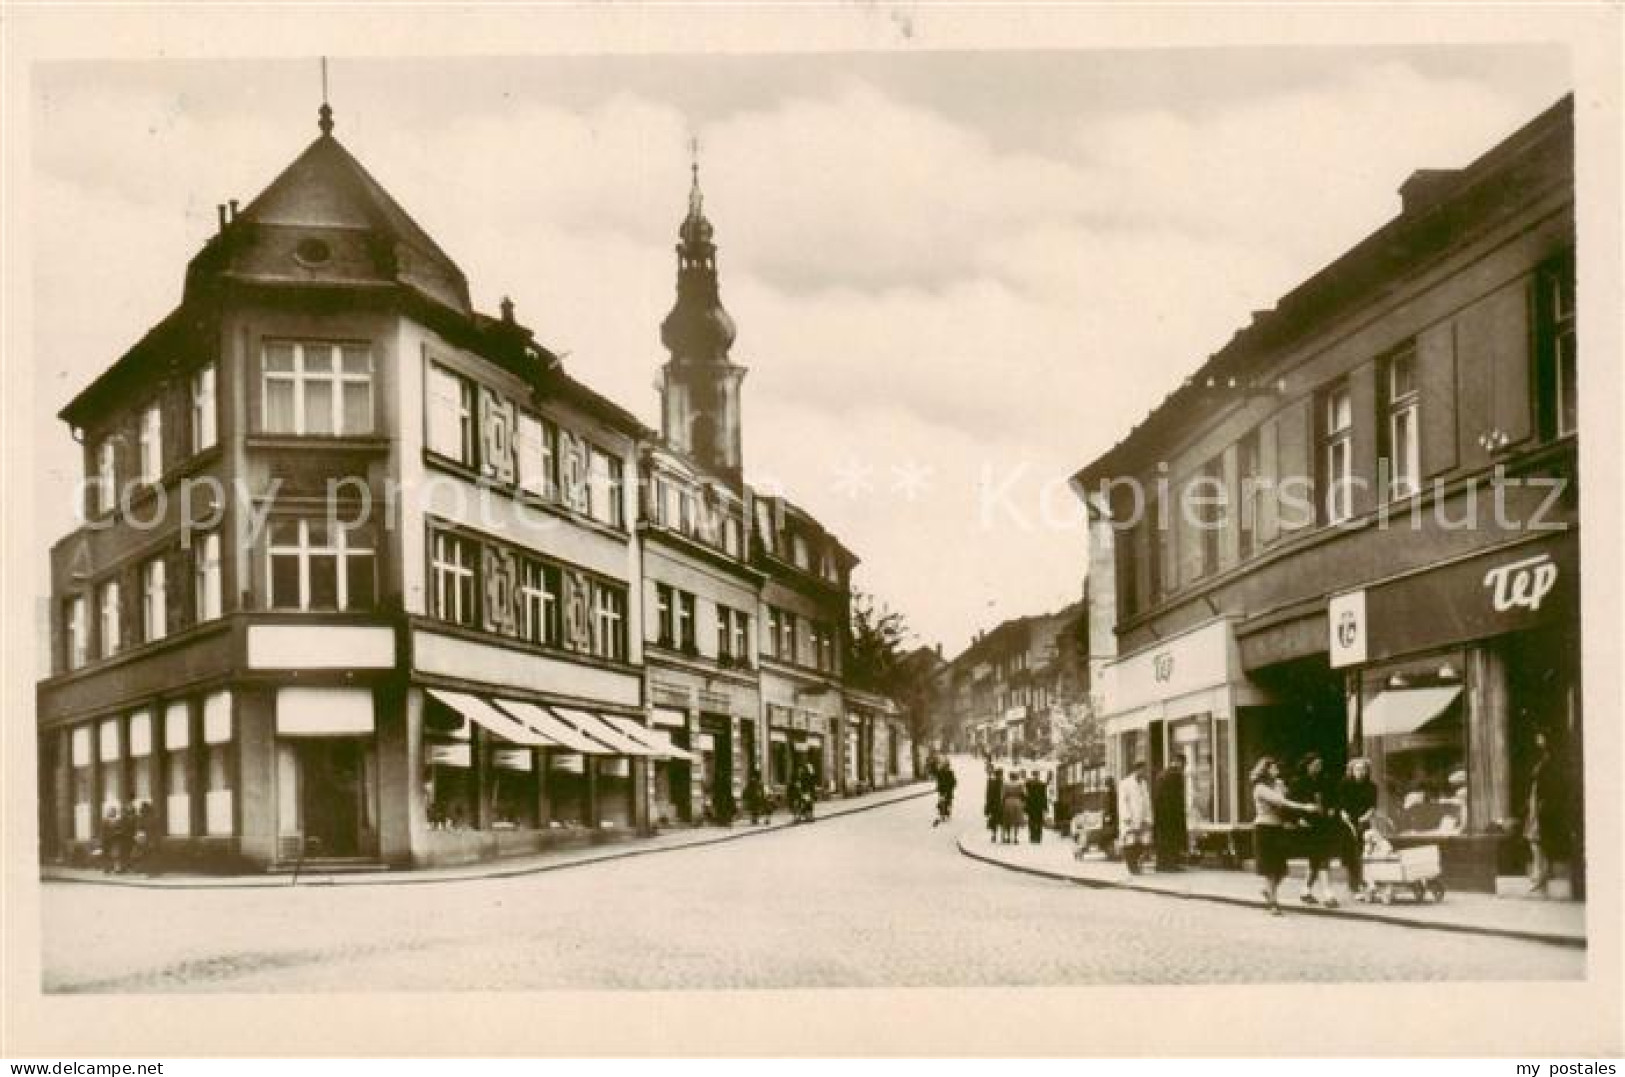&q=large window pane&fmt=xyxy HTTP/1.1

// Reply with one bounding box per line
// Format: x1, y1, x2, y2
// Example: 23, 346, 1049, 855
265, 380, 296, 433
308, 553, 339, 609
345, 552, 376, 609
269, 553, 301, 609
342, 382, 372, 434
305, 380, 335, 435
